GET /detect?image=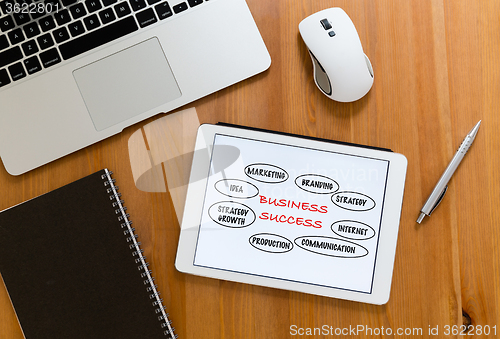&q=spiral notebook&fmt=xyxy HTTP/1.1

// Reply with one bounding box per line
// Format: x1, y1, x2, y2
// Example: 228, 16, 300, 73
0, 169, 175, 339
